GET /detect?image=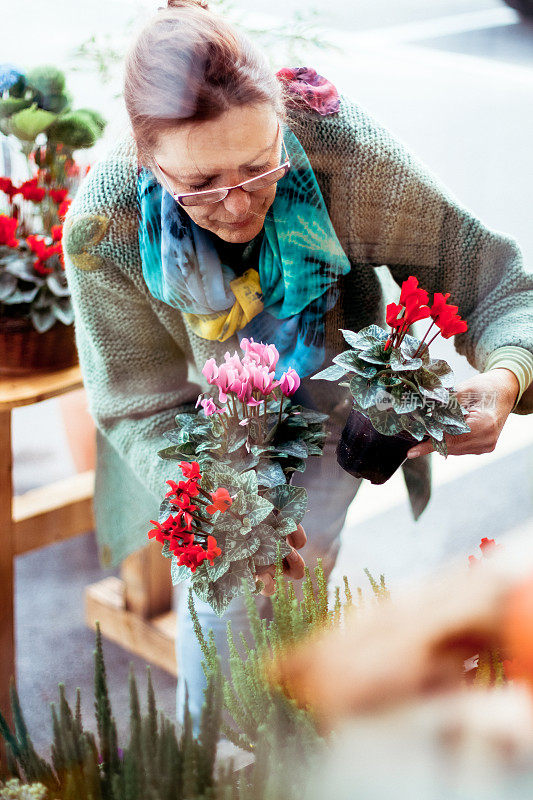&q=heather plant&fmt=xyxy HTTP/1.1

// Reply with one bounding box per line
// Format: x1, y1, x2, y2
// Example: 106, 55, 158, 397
0, 625, 319, 800
190, 557, 390, 751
